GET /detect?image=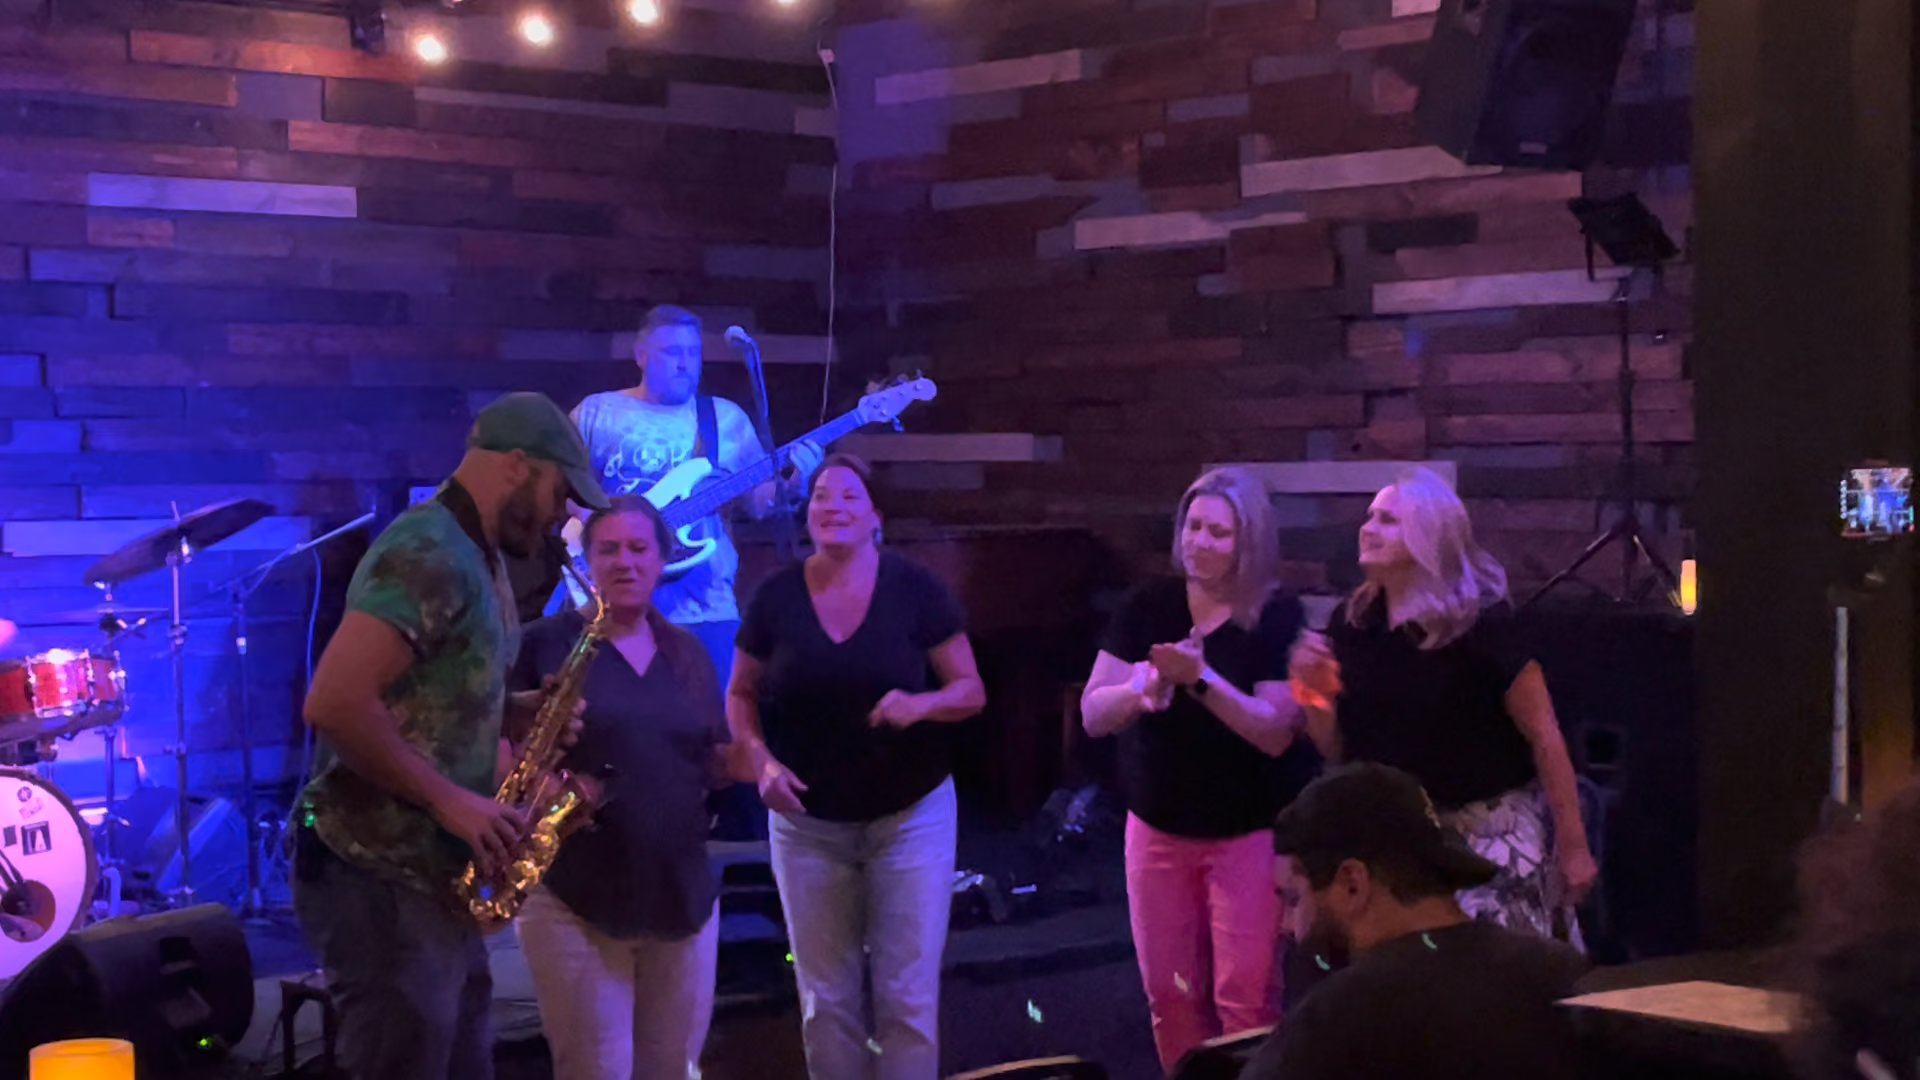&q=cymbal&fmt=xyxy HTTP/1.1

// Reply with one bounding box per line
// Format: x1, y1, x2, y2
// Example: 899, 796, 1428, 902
81, 499, 274, 586
29, 608, 167, 627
